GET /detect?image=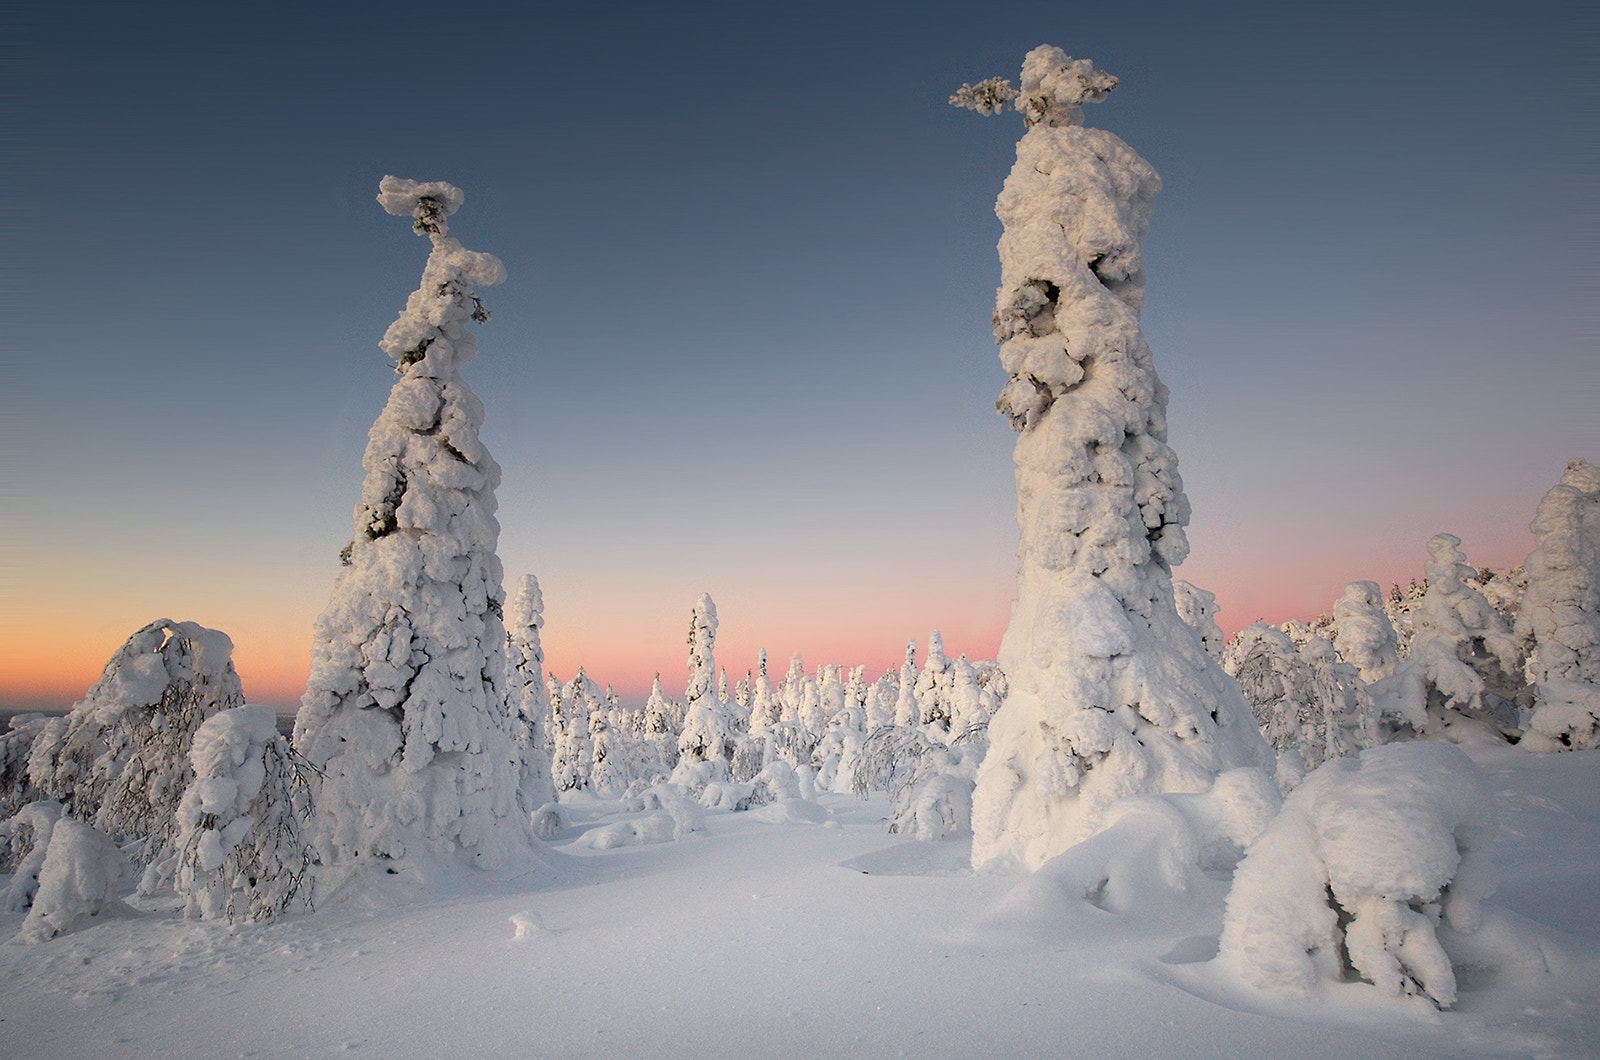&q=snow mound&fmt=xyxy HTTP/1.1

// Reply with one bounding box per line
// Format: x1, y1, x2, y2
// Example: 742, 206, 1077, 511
15, 817, 132, 943
1217, 742, 1554, 1007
